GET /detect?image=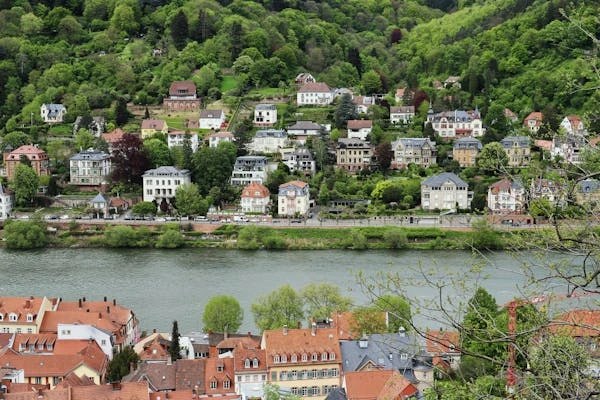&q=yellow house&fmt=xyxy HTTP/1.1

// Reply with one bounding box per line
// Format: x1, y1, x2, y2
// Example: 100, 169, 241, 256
262, 325, 342, 400
141, 119, 168, 139
0, 296, 55, 334
452, 137, 482, 167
